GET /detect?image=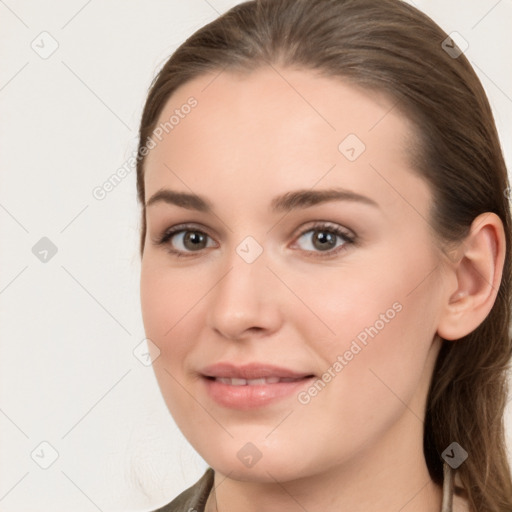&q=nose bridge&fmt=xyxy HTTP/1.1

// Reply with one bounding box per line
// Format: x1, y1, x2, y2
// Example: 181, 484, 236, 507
206, 237, 281, 339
